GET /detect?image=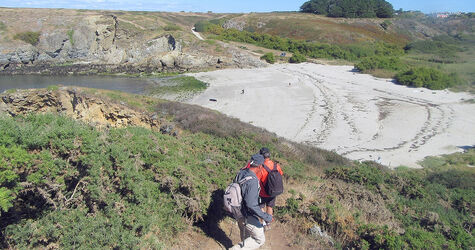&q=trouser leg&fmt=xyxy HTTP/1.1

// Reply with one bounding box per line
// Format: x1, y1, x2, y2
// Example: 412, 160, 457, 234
237, 218, 247, 242
231, 216, 265, 250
